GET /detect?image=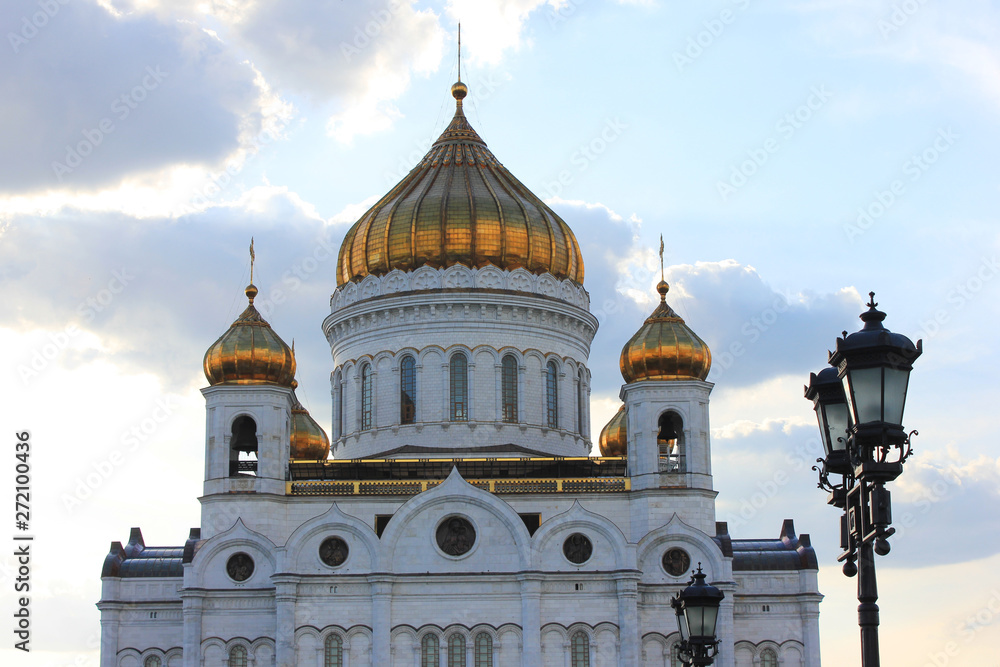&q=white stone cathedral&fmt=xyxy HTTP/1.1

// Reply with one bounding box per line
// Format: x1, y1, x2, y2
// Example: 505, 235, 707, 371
98, 79, 823, 667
